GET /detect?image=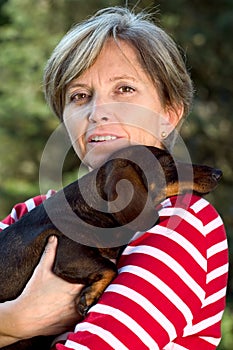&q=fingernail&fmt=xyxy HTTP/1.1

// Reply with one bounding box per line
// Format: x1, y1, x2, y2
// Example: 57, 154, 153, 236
48, 235, 55, 243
